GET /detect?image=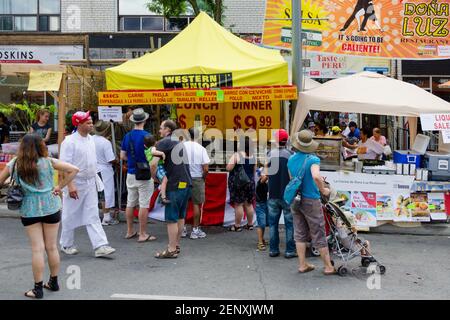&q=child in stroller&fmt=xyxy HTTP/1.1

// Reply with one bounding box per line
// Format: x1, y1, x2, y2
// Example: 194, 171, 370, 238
321, 184, 386, 276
